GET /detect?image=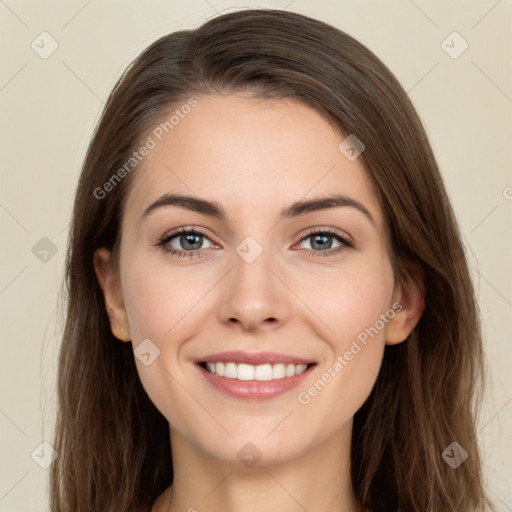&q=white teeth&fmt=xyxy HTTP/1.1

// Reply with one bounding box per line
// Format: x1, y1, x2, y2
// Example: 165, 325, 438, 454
238, 363, 255, 381
203, 361, 310, 380
255, 364, 273, 381
285, 363, 296, 377
272, 363, 286, 379
224, 362, 238, 379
